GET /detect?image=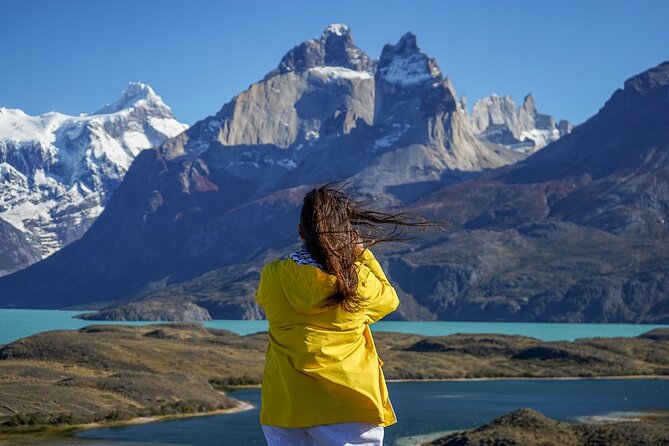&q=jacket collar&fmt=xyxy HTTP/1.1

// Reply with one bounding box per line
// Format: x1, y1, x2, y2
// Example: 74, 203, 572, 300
287, 247, 325, 270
